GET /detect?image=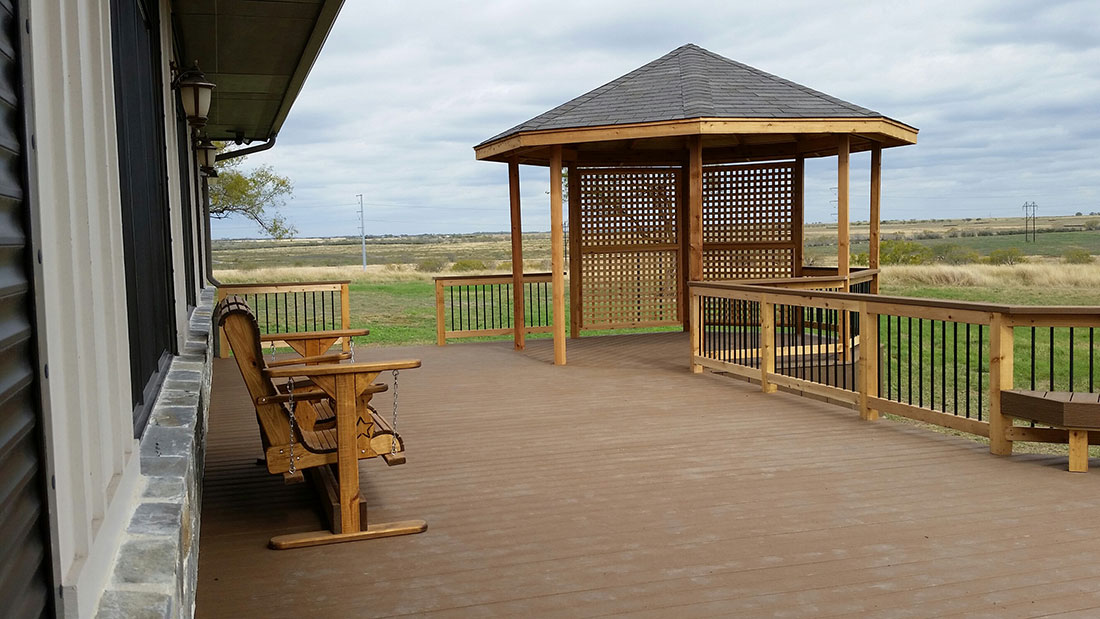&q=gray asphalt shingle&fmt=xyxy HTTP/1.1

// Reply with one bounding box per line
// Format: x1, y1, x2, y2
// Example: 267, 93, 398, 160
480, 44, 881, 146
